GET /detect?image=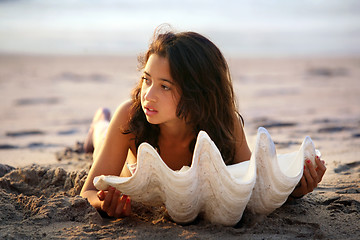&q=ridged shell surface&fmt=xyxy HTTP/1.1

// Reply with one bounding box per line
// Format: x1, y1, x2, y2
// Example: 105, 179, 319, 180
94, 128, 317, 226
